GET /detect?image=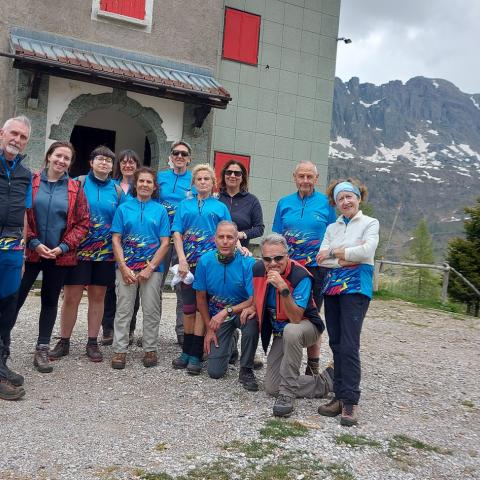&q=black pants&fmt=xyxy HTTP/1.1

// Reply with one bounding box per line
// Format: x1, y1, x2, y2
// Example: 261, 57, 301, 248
324, 293, 370, 405
0, 291, 19, 353
16, 260, 69, 345
306, 266, 328, 311
102, 283, 139, 334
